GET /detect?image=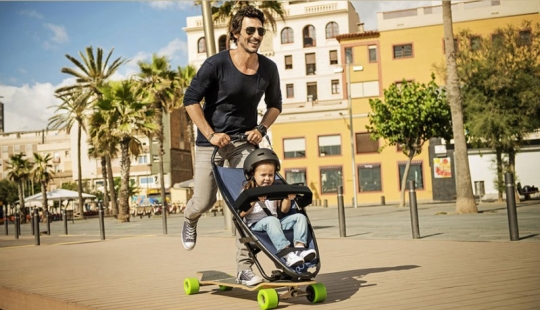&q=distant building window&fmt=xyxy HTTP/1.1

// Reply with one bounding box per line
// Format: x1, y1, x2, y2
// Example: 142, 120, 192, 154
519, 30, 531, 46
359, 164, 382, 192
325, 22, 339, 39
285, 55, 293, 69
14, 145, 20, 153
393, 44, 413, 58
331, 79, 340, 94
2, 145, 8, 153
303, 25, 316, 47
286, 84, 294, 98
368, 45, 377, 62
26, 144, 33, 154
307, 82, 318, 101
285, 168, 306, 185
305, 53, 316, 75
281, 27, 294, 44
320, 166, 342, 194
345, 47, 353, 64
140, 176, 153, 186
395, 79, 414, 88
197, 37, 206, 54
138, 156, 148, 164
283, 138, 306, 159
398, 162, 424, 190
470, 36, 481, 51
355, 133, 378, 154
329, 50, 338, 65
491, 33, 503, 47
319, 135, 341, 156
